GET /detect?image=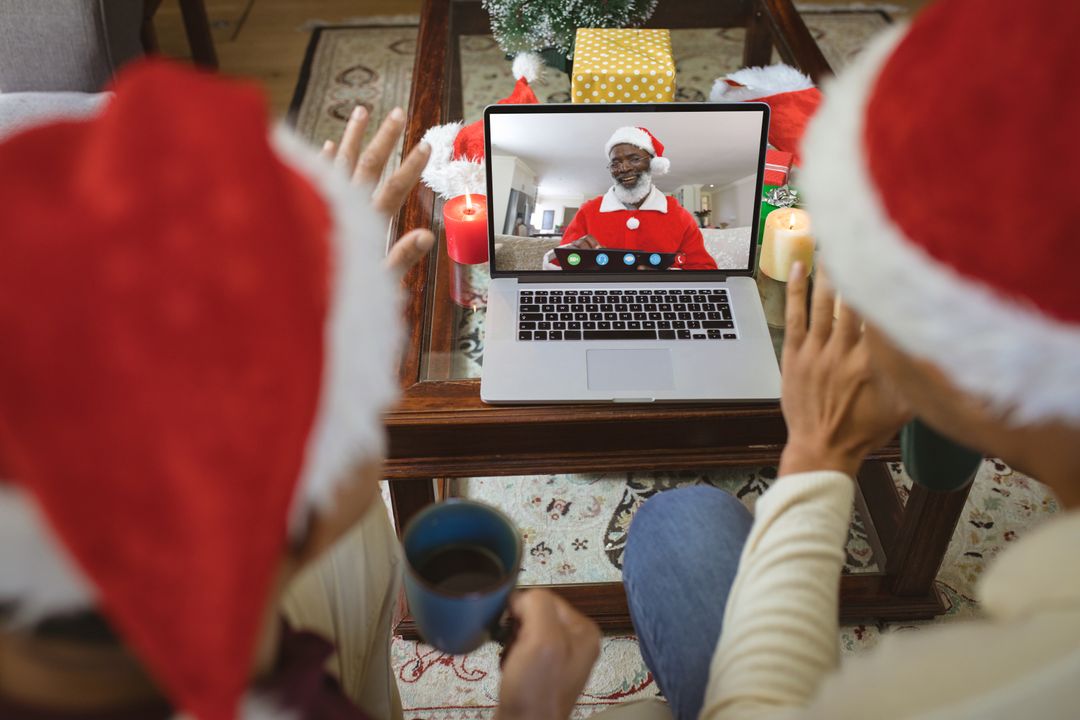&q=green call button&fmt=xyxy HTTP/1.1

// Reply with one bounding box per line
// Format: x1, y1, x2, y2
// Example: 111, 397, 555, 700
567, 252, 581, 266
